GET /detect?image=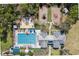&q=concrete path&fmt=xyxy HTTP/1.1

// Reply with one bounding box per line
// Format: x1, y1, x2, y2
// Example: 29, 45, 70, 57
48, 45, 52, 56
